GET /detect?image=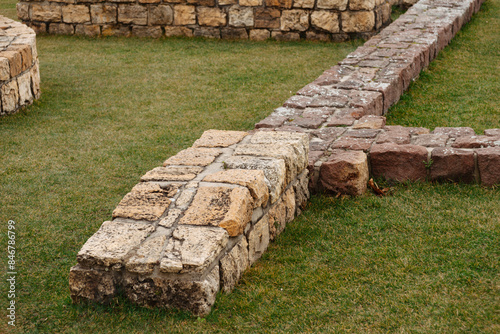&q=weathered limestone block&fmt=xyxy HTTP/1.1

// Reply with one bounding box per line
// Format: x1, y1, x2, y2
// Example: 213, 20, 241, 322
2, 51, 22, 78
149, 5, 174, 25
220, 236, 249, 293
197, 7, 227, 27
91, 4, 118, 25
132, 26, 163, 38
16, 3, 30, 21
194, 27, 221, 38
31, 3, 62, 22
317, 0, 348, 10
477, 147, 500, 186
160, 225, 228, 273
112, 183, 180, 221
280, 10, 309, 32
126, 234, 168, 275
118, 5, 148, 25
341, 11, 375, 33
49, 22, 75, 35
17, 71, 33, 105
350, 0, 375, 10
141, 166, 203, 182
306, 31, 332, 42
77, 221, 155, 268
268, 198, 286, 240
174, 5, 196, 25
0, 57, 9, 81
320, 150, 369, 196
1, 80, 19, 114
179, 186, 253, 236
255, 8, 280, 29
163, 147, 222, 166
219, 0, 237, 4
62, 5, 91, 24
430, 148, 475, 183
293, 170, 310, 214
69, 265, 119, 304
311, 11, 339, 33
124, 264, 220, 316
102, 25, 132, 37
30, 60, 41, 99
203, 169, 269, 208
293, 0, 315, 9
224, 156, 286, 203
229, 6, 254, 27
193, 129, 247, 148
370, 144, 428, 182
222, 27, 249, 39
164, 26, 193, 37
249, 29, 271, 41
266, 0, 293, 8
240, 0, 263, 6
75, 24, 101, 37
158, 208, 182, 228
8, 44, 32, 72
282, 186, 296, 223
247, 215, 270, 265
